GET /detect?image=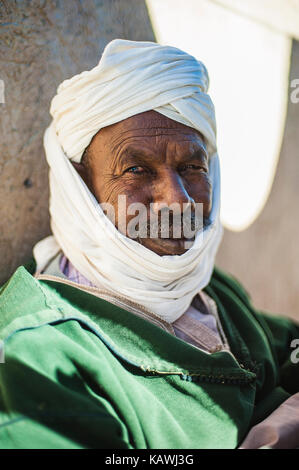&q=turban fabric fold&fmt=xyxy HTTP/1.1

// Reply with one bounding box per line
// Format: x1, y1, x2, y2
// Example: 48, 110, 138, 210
34, 39, 223, 323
